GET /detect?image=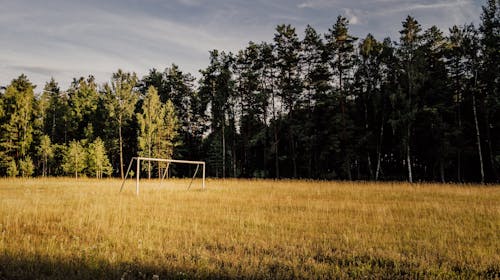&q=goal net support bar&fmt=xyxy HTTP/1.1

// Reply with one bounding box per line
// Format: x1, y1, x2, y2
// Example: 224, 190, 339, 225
120, 157, 206, 195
